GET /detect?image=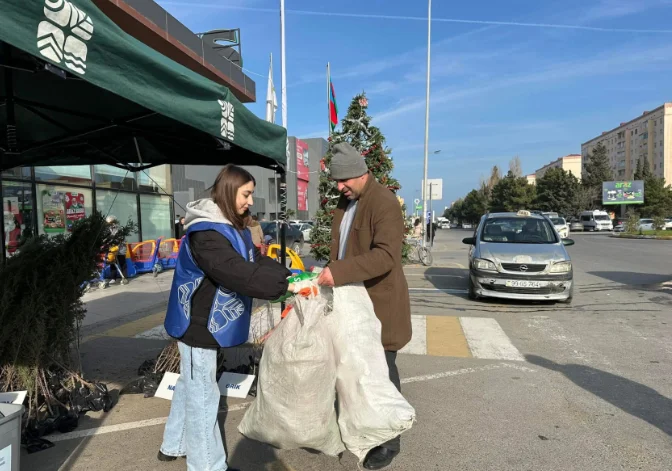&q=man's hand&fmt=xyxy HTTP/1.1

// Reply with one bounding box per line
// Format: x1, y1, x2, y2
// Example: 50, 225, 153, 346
317, 267, 335, 287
